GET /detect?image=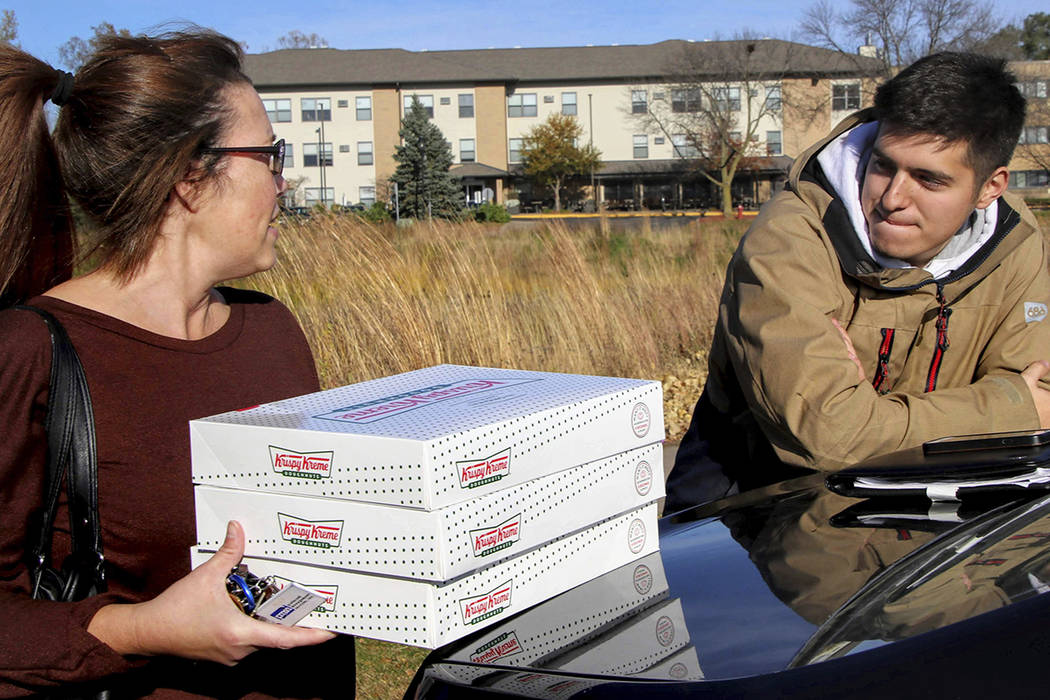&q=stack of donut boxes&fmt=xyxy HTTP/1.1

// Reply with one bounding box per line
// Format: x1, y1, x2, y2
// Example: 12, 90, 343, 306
189, 364, 664, 648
